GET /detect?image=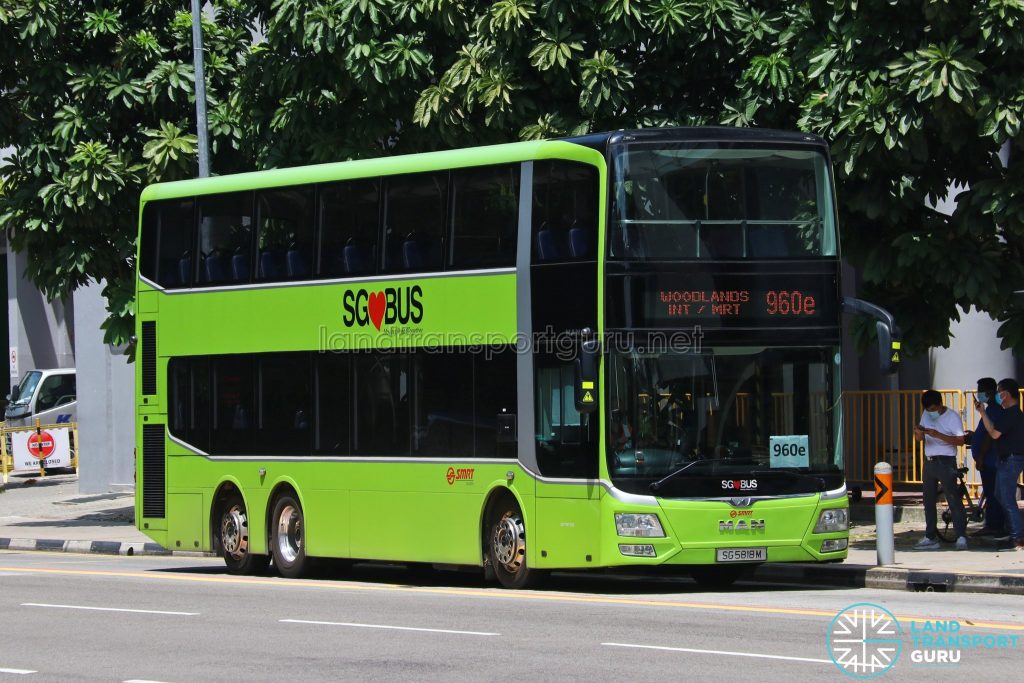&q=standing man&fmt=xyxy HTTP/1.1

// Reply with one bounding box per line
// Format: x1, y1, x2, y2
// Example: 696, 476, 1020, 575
969, 378, 1005, 538
975, 378, 1024, 552
912, 390, 968, 550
